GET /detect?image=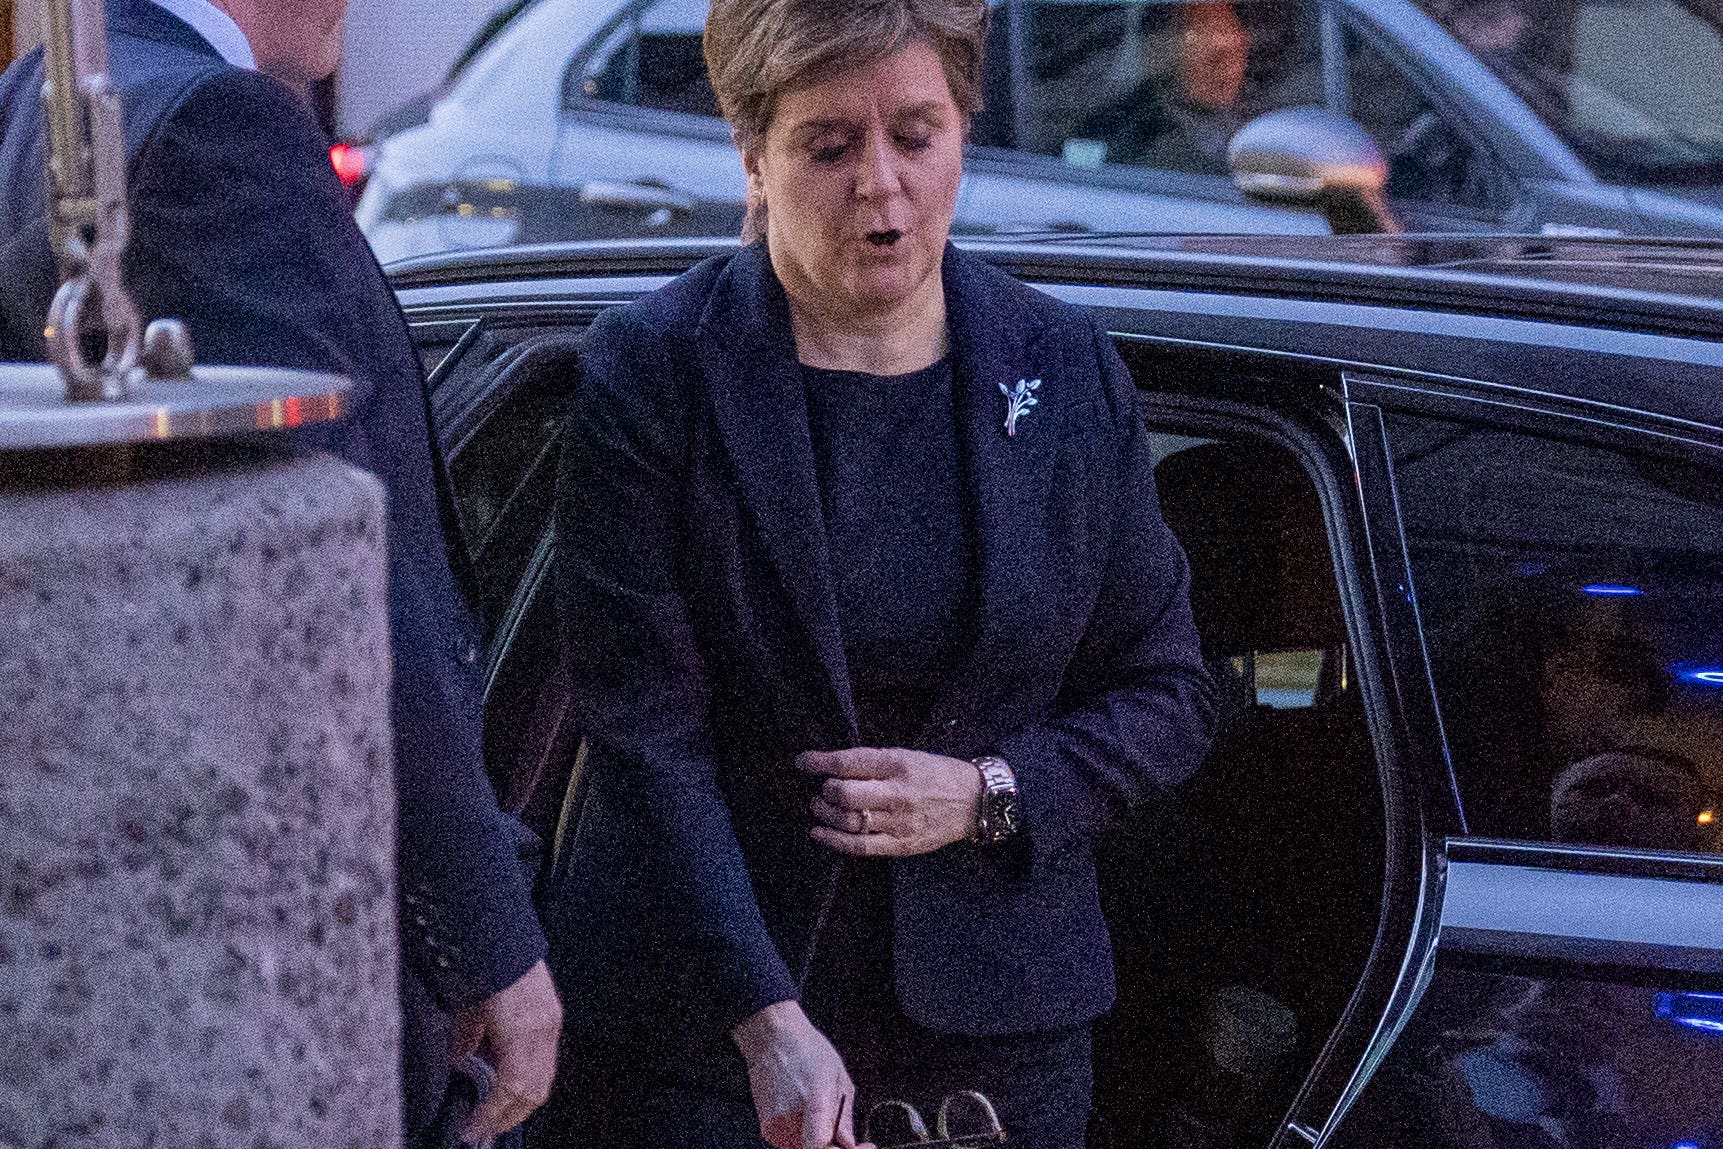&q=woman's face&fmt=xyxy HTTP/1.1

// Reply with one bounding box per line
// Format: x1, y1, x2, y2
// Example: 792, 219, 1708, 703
744, 41, 965, 322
